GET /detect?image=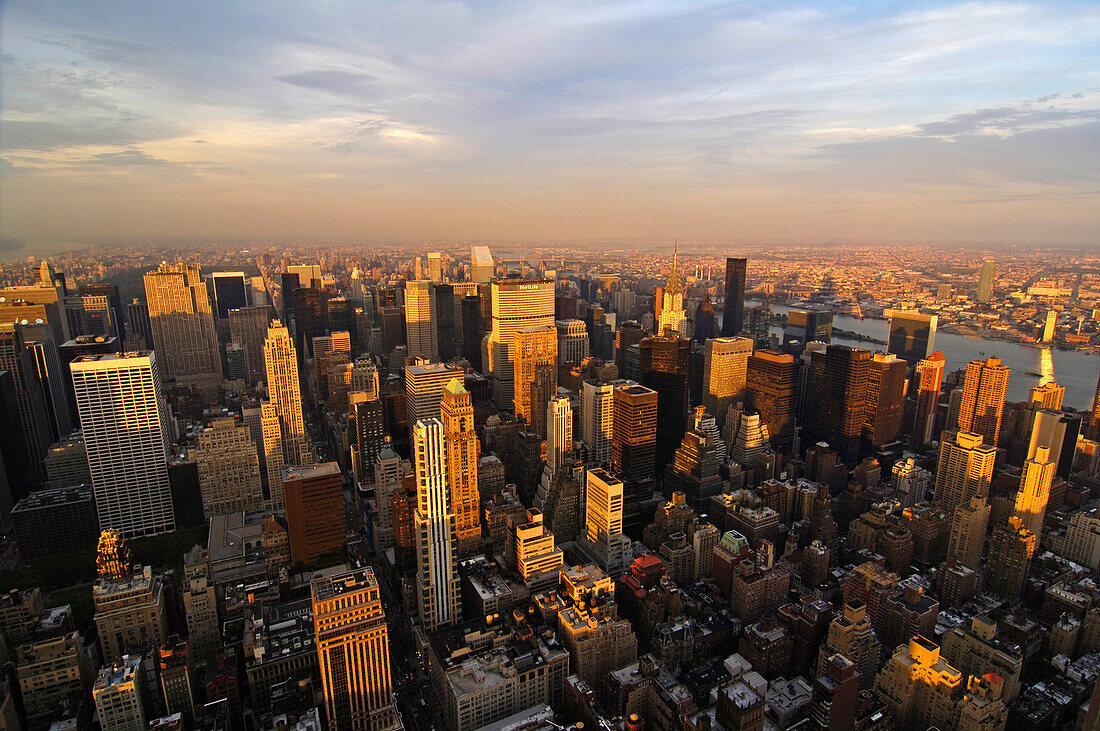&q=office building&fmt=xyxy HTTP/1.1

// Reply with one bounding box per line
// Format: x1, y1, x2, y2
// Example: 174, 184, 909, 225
284, 462, 346, 566
228, 306, 271, 386
578, 468, 632, 578
414, 418, 461, 630
143, 262, 222, 389
512, 325, 558, 435
255, 401, 286, 509
581, 379, 615, 468
510, 508, 564, 590
311, 567, 401, 731
639, 335, 691, 474
16, 631, 87, 730
957, 356, 1010, 446
471, 245, 494, 284
911, 351, 945, 447
985, 517, 1035, 602
264, 320, 311, 467
941, 615, 1023, 703
183, 546, 220, 661
947, 497, 990, 569
612, 383, 658, 532
404, 280, 439, 361
555, 564, 638, 691
933, 431, 996, 513
11, 485, 98, 558
93, 655, 147, 731
210, 271, 248, 319
976, 259, 995, 303
875, 636, 962, 730
351, 397, 385, 484
817, 602, 880, 692
191, 417, 264, 516
657, 247, 688, 337
427, 251, 443, 283
886, 309, 937, 365
745, 349, 798, 453
664, 428, 724, 509
405, 360, 464, 429
71, 353, 173, 537
862, 352, 907, 453
702, 336, 753, 429
556, 319, 589, 365
486, 279, 555, 408
693, 295, 717, 343
93, 563, 168, 661
785, 308, 833, 346
81, 282, 125, 342
29, 338, 73, 443
441, 379, 482, 557
1014, 445, 1055, 542
1059, 505, 1100, 569
0, 323, 52, 475
1029, 381, 1065, 410
721, 257, 747, 337
805, 345, 871, 466
1090, 370, 1100, 442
